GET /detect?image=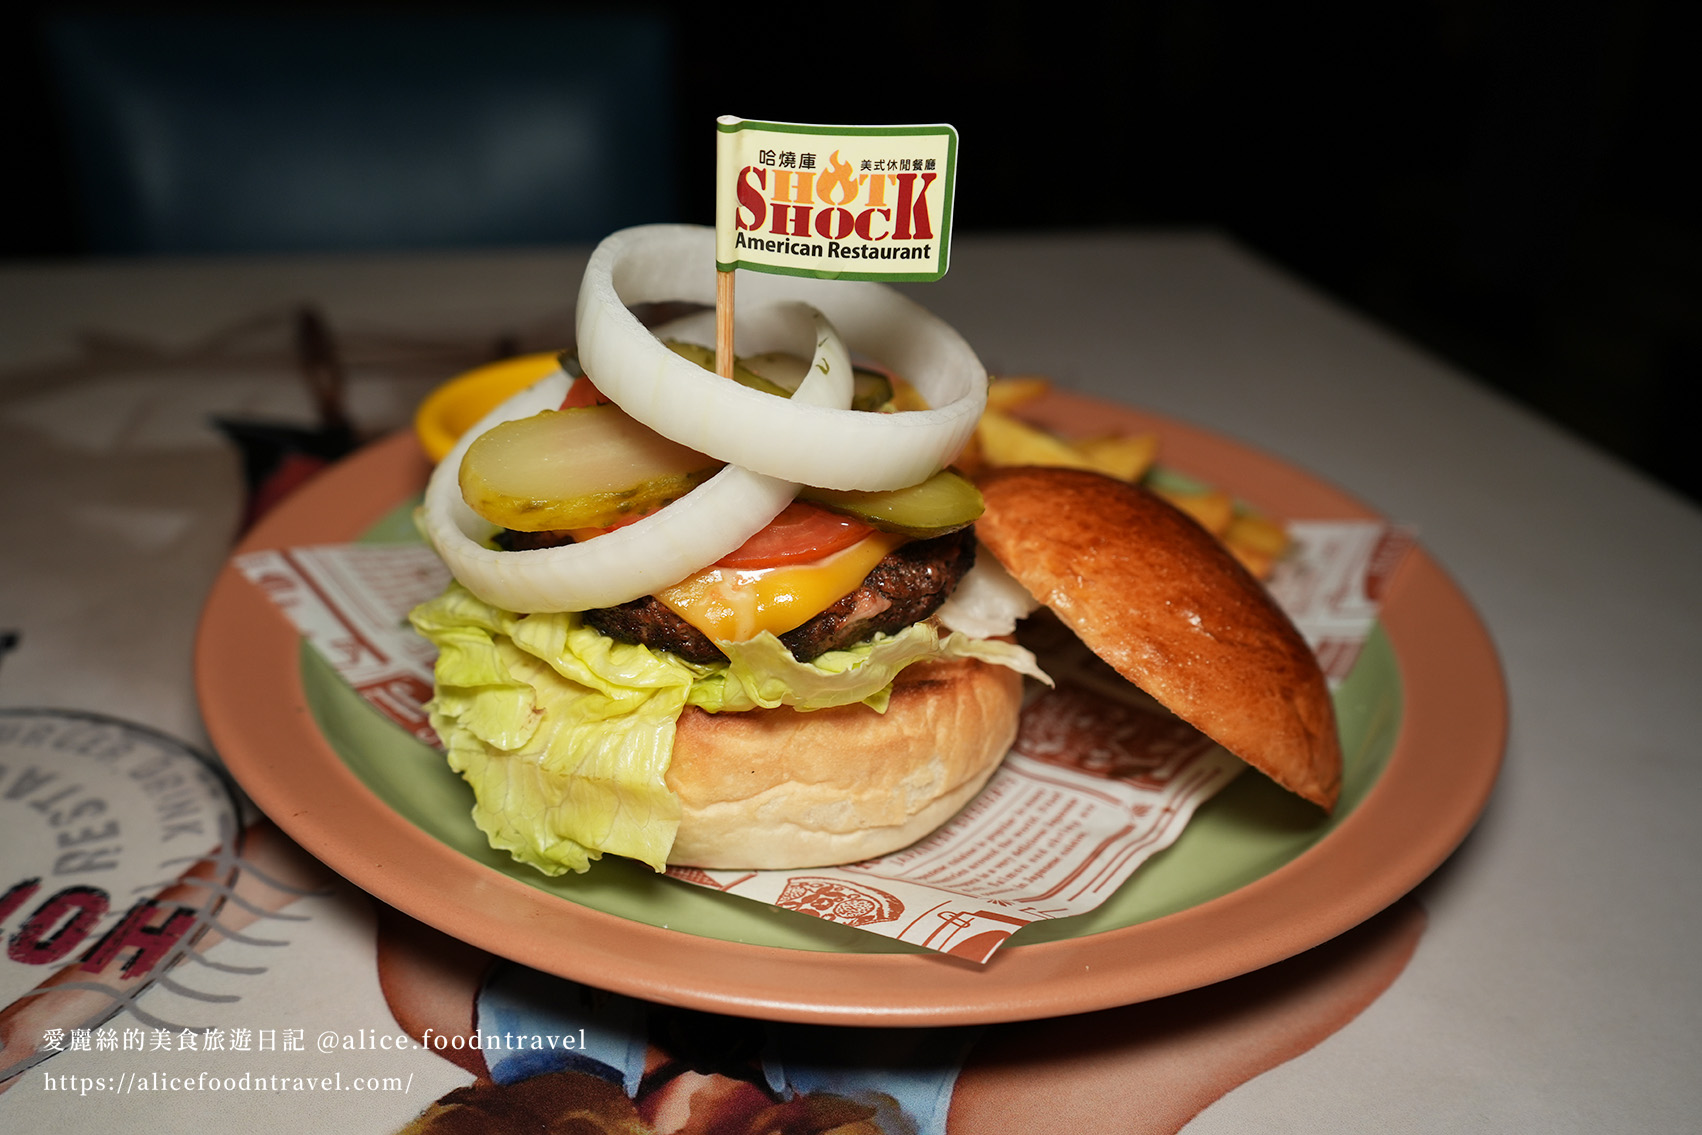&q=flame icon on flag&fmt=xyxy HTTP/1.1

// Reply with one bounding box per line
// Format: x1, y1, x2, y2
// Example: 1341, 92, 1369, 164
817, 150, 859, 205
